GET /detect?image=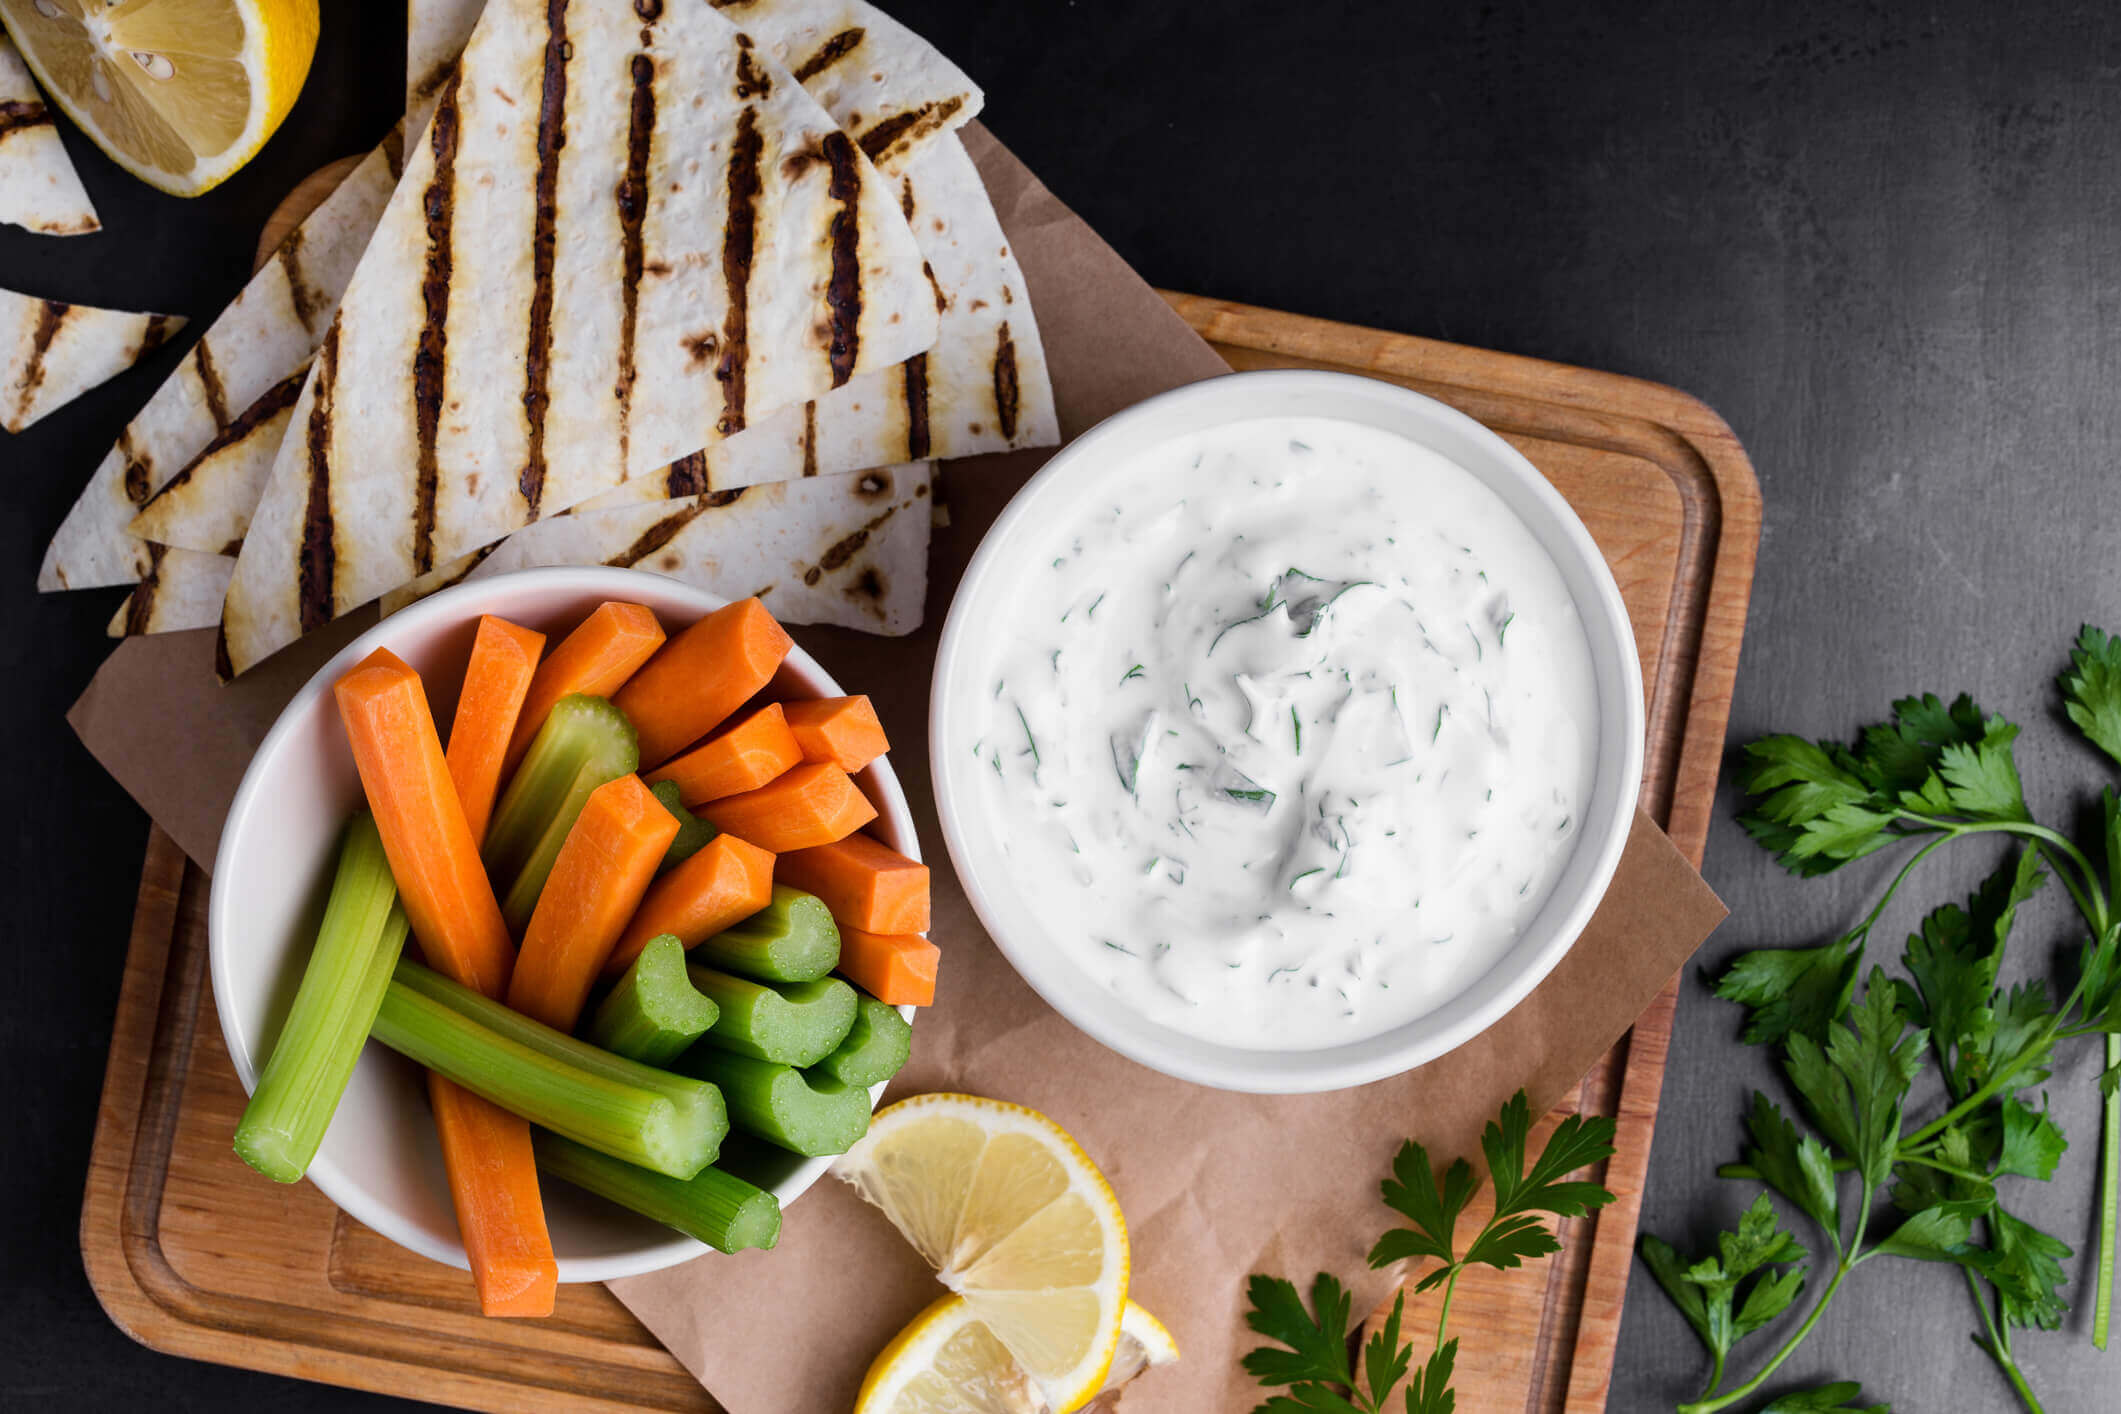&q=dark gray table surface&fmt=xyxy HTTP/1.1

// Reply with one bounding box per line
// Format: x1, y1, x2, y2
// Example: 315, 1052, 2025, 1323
3, 2, 2113, 1410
